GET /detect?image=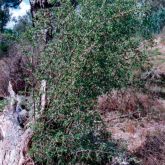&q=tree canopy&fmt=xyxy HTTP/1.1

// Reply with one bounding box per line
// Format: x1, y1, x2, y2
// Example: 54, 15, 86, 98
0, 0, 21, 32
